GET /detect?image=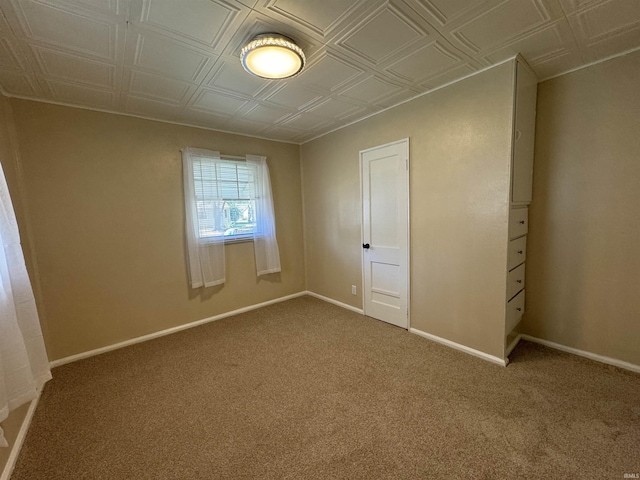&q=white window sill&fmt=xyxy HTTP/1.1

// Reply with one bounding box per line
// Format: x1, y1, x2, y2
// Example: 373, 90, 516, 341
223, 235, 254, 244
198, 234, 264, 245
